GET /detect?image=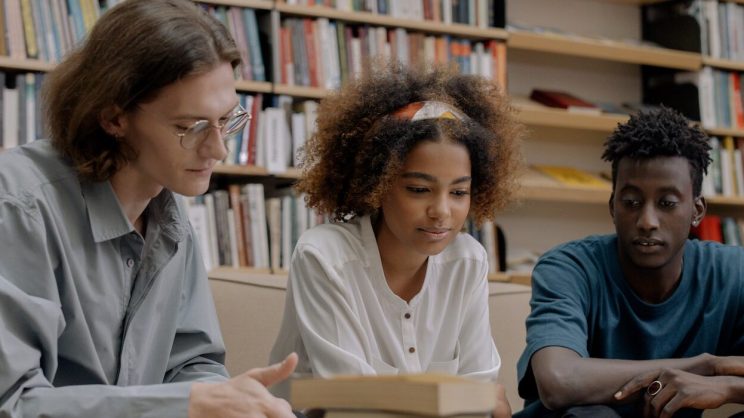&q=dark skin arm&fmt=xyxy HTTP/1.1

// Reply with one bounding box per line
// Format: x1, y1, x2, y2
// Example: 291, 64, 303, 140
530, 347, 721, 411
615, 366, 744, 418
